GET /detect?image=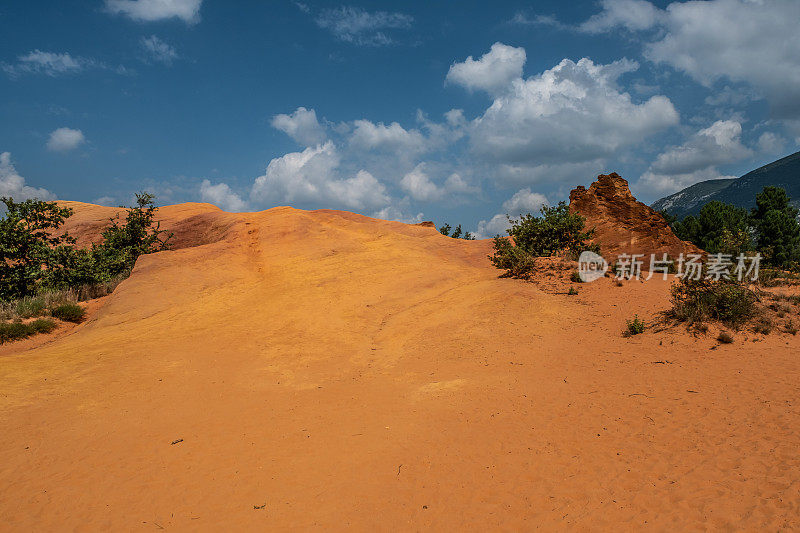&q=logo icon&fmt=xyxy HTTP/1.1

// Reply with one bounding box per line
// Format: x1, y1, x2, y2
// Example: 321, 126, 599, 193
578, 251, 608, 282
